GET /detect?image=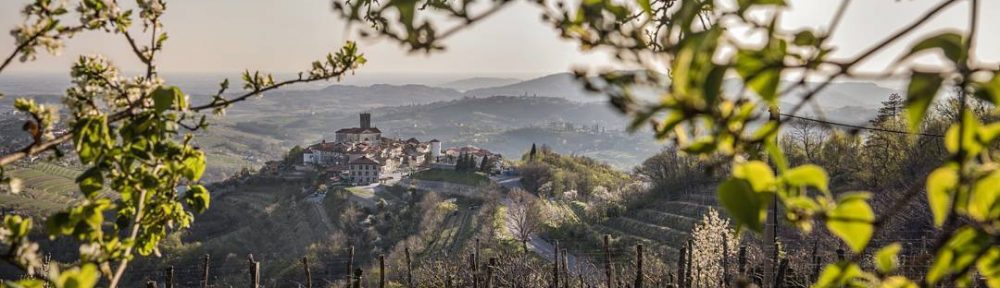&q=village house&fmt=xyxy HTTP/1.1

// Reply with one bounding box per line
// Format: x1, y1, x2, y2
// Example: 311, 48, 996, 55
348, 156, 380, 185
302, 112, 441, 185
438, 145, 504, 172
